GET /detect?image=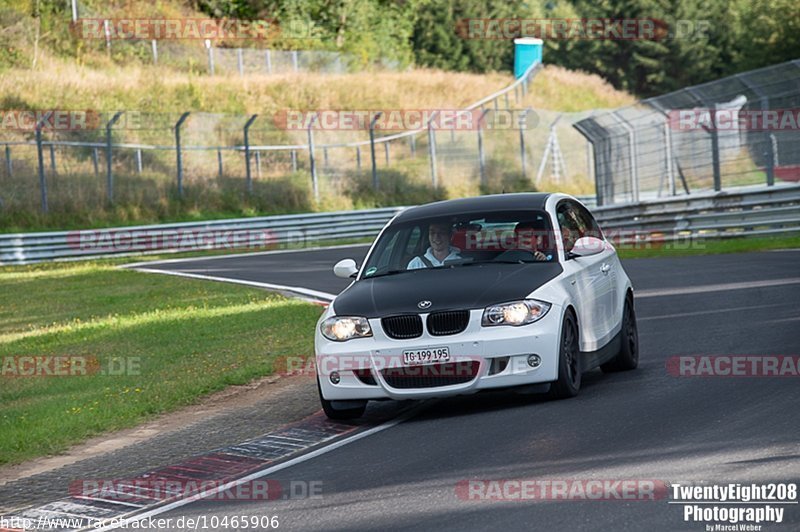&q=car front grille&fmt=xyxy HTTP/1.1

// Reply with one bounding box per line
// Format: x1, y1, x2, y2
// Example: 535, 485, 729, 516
381, 315, 423, 339
380, 361, 481, 389
427, 310, 470, 336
